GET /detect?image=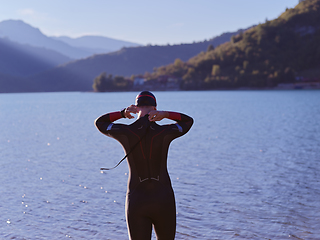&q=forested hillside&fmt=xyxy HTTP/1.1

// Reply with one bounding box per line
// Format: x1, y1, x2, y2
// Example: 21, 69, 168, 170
145, 0, 320, 90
